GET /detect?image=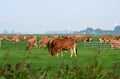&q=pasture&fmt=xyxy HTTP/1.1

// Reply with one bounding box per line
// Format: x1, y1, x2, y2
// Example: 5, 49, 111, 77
0, 34, 120, 79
